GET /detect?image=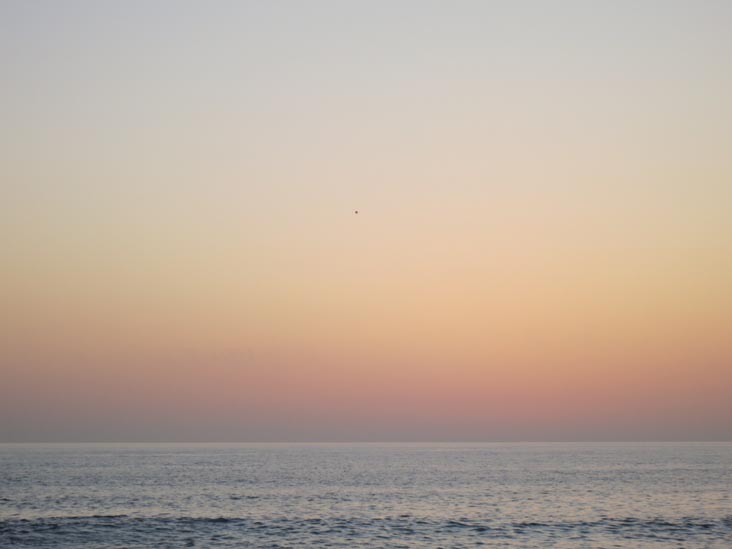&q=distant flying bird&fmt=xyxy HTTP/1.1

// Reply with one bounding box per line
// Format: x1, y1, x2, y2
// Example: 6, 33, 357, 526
354, 210, 359, 214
